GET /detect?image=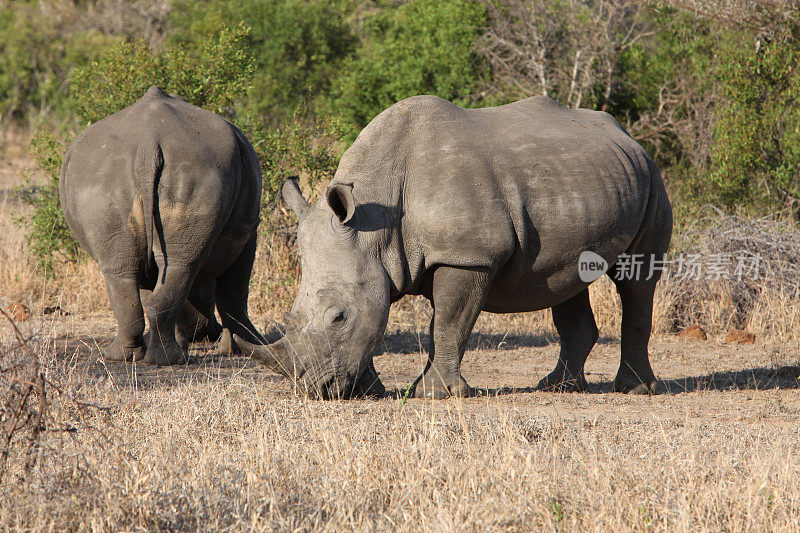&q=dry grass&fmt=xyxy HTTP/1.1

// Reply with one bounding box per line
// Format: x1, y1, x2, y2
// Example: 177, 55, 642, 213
1, 322, 799, 531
